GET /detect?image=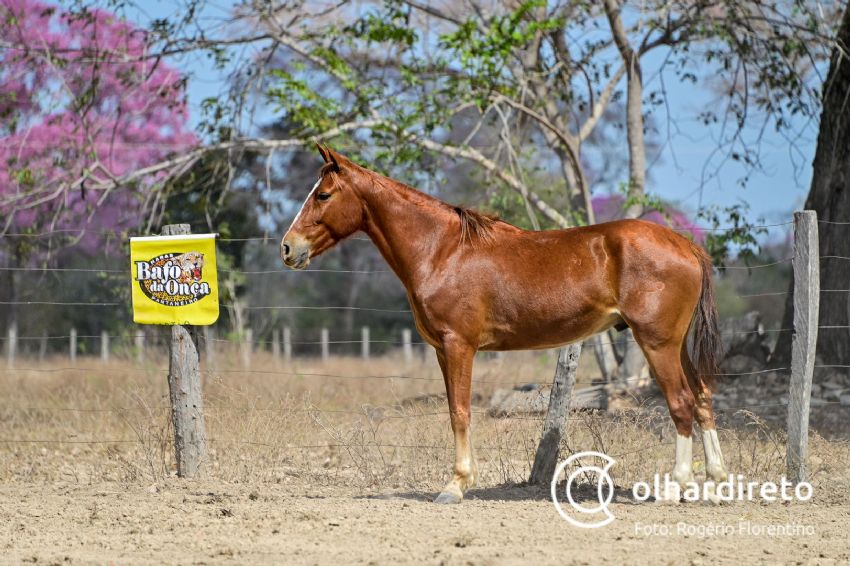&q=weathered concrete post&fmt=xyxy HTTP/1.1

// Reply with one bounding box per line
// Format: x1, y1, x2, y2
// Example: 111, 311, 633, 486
402, 329, 413, 364
283, 326, 292, 362
321, 328, 329, 362
361, 326, 370, 360
100, 331, 109, 362
69, 328, 77, 365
